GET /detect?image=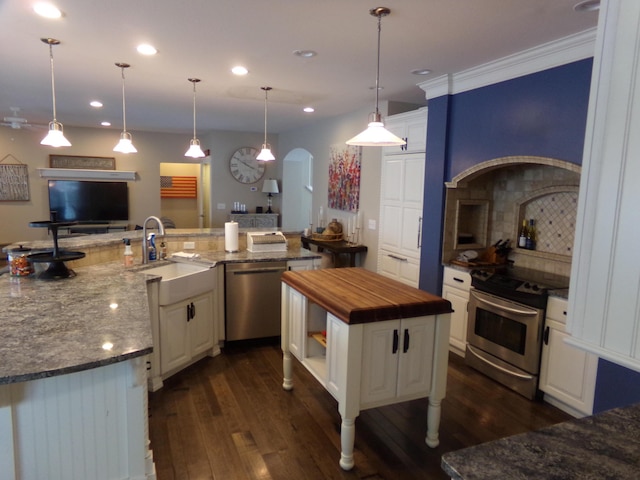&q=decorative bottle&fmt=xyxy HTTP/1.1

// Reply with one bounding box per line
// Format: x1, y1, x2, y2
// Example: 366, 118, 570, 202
525, 219, 536, 250
148, 233, 157, 261
518, 219, 528, 248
